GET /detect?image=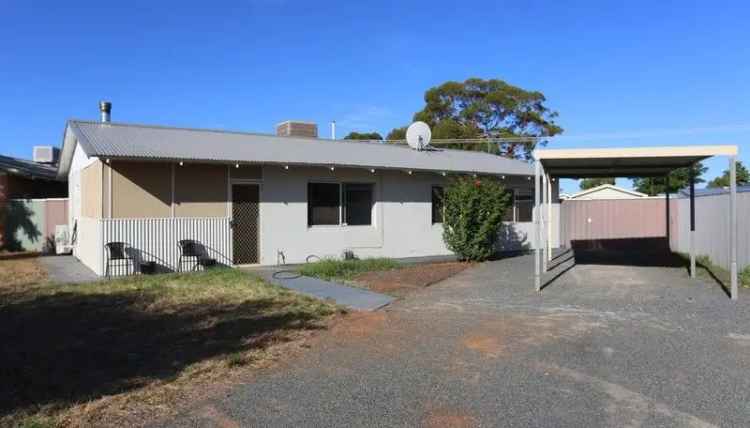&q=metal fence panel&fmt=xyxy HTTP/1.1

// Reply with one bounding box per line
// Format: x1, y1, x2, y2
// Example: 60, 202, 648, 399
673, 192, 750, 271
560, 198, 677, 248
101, 217, 232, 276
